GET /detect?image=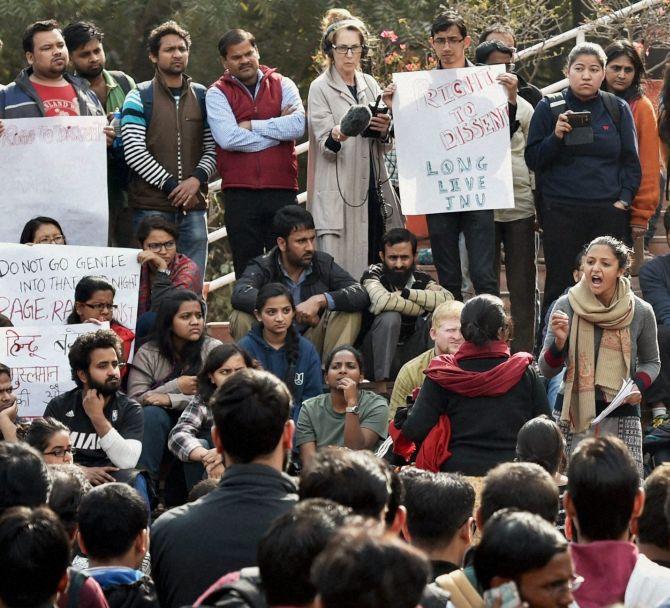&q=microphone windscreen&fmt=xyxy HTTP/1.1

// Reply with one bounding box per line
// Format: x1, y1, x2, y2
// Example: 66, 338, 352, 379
340, 104, 373, 137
